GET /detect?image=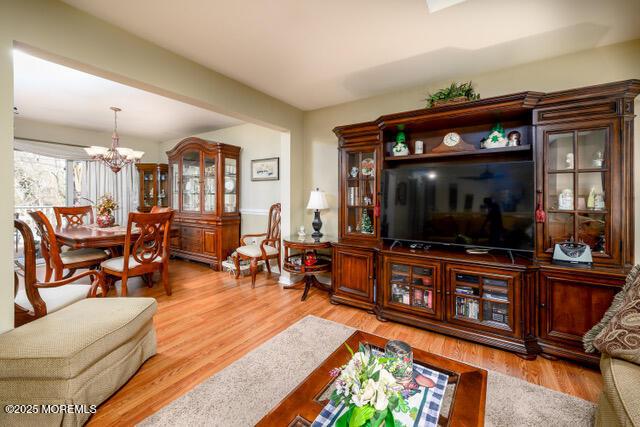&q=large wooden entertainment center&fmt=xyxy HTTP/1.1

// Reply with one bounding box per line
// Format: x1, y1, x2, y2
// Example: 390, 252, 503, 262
330, 80, 640, 365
